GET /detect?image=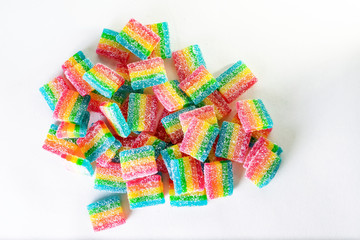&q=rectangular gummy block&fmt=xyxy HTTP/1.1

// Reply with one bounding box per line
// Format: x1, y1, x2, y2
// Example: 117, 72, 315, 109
87, 195, 126, 232
146, 22, 171, 59
179, 105, 218, 133
172, 45, 207, 82
180, 118, 219, 162
237, 99, 273, 133
169, 179, 207, 207
62, 51, 86, 72
126, 175, 165, 209
179, 65, 219, 105
61, 153, 94, 176
204, 161, 233, 199
119, 146, 157, 180
56, 111, 89, 139
131, 132, 168, 159
95, 161, 127, 193
116, 18, 161, 60
96, 140, 122, 167
170, 157, 205, 195
216, 61, 258, 103
128, 57, 168, 90
39, 76, 70, 111
96, 28, 130, 64
100, 102, 131, 138
198, 90, 231, 120
215, 121, 251, 163
88, 90, 128, 113
64, 58, 94, 96
160, 144, 187, 179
